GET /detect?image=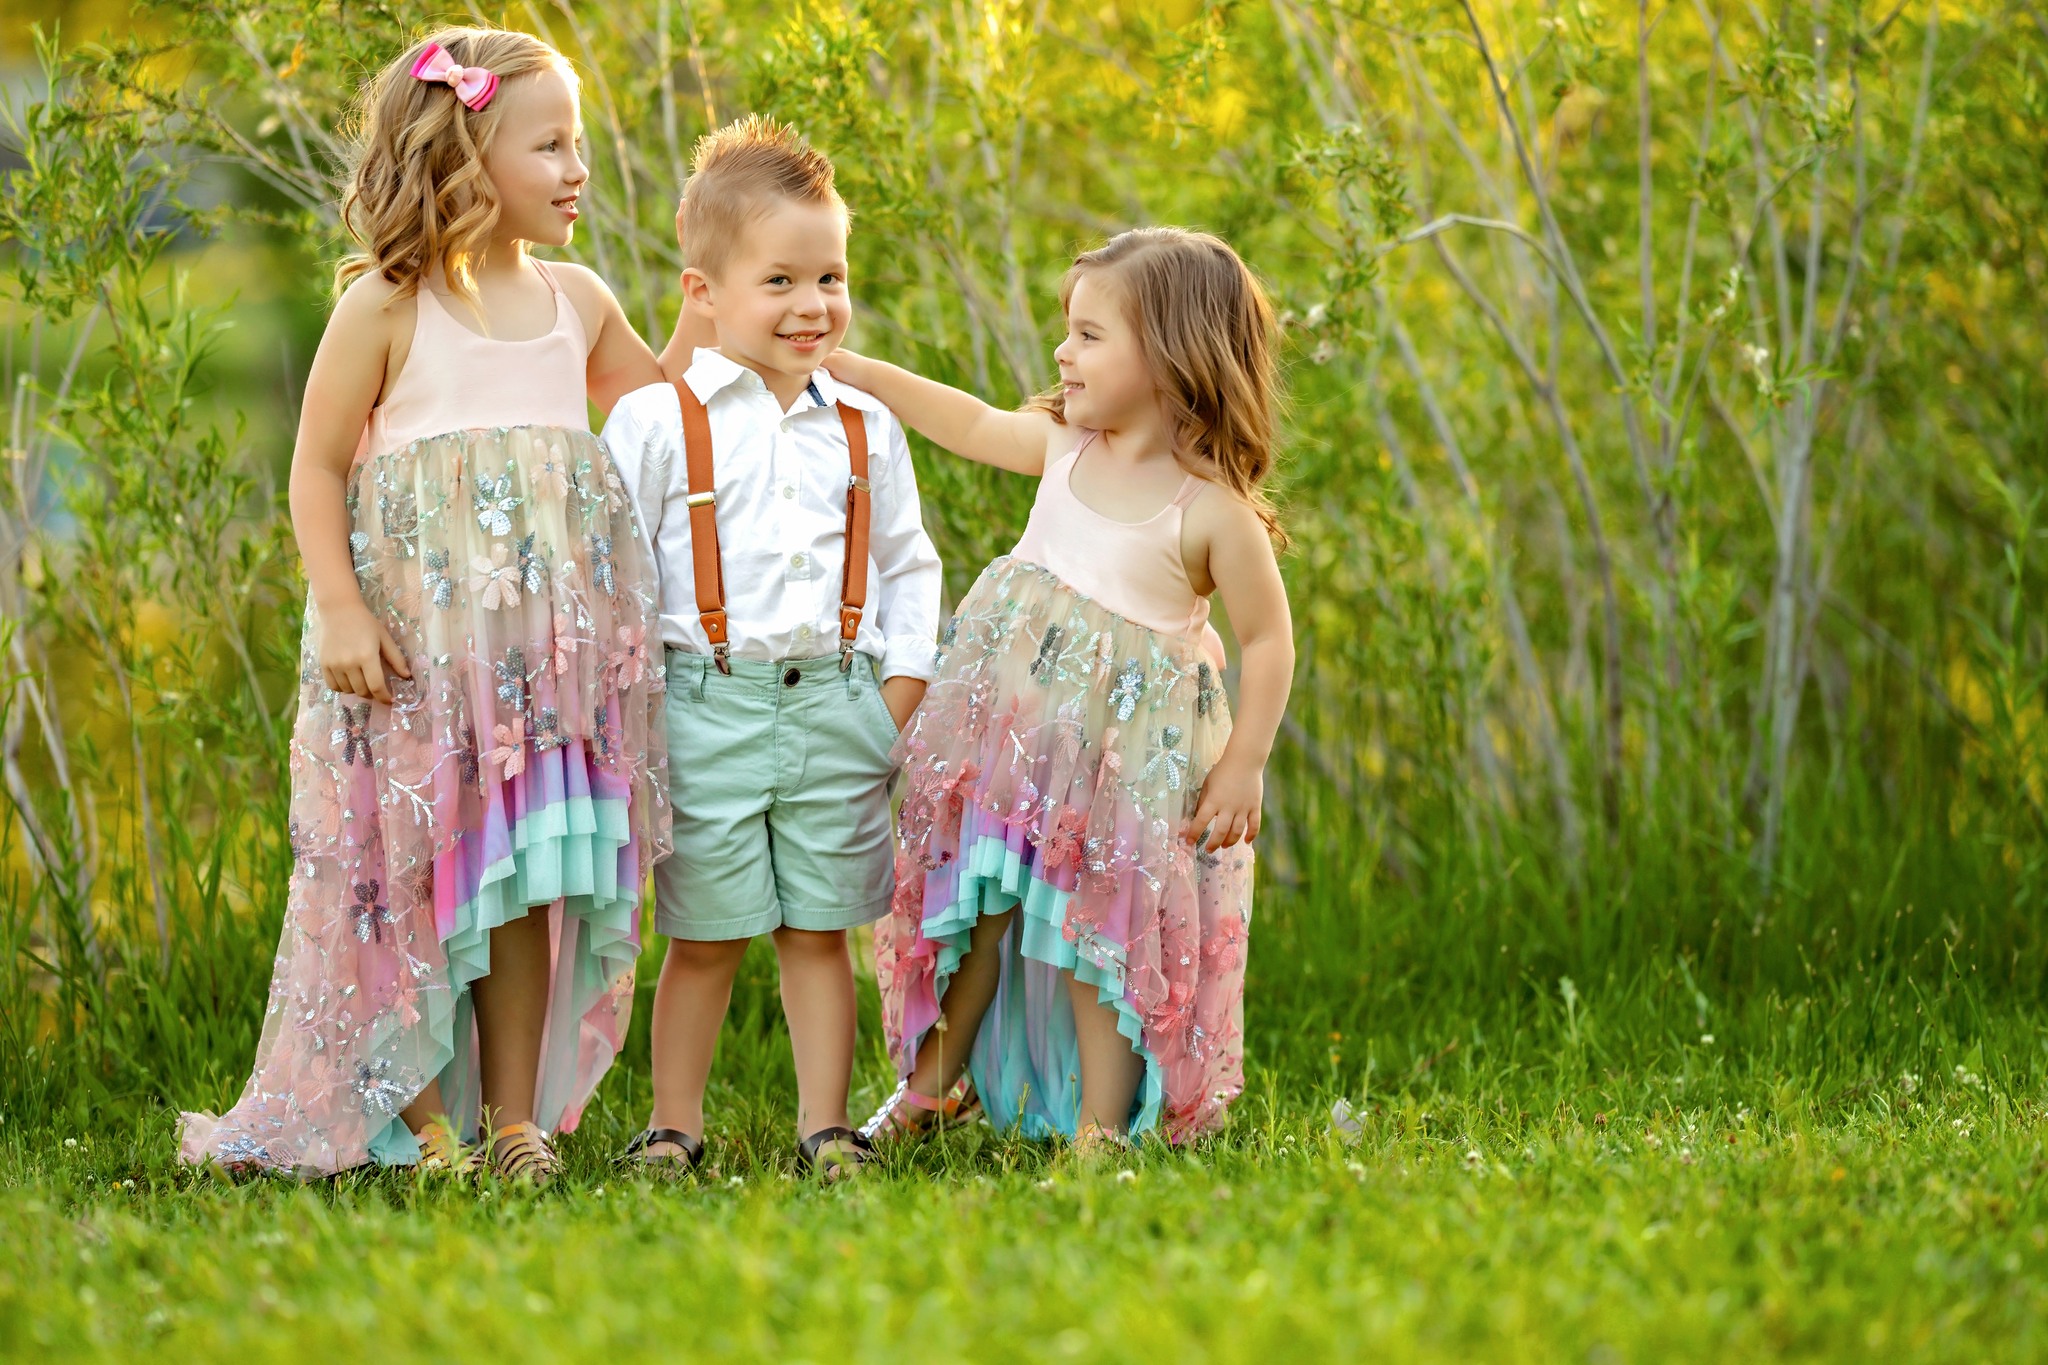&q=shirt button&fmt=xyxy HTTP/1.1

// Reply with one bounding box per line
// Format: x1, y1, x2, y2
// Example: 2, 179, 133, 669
796, 623, 813, 639
789, 552, 805, 568
783, 667, 801, 687
782, 485, 796, 500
